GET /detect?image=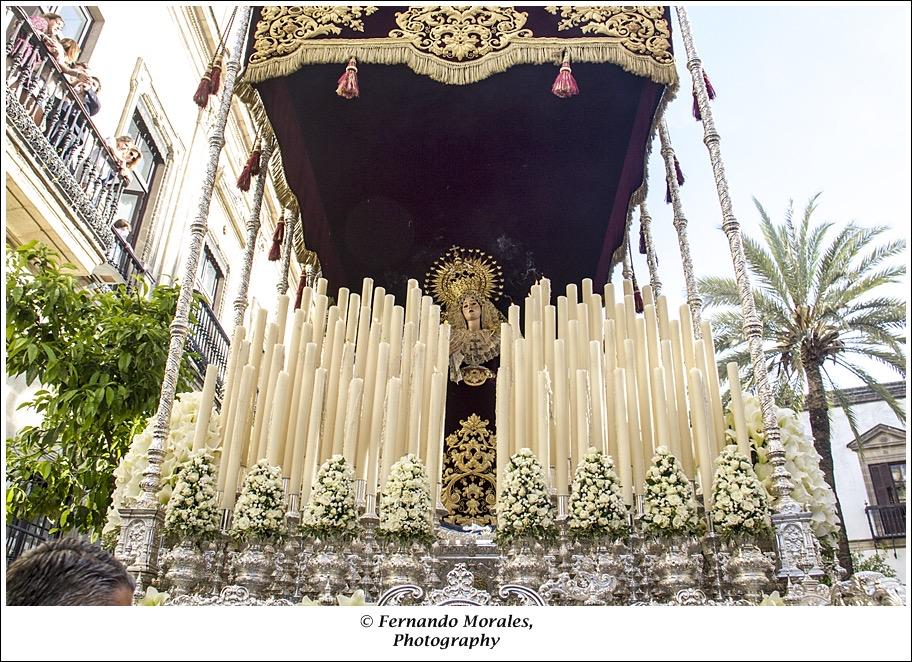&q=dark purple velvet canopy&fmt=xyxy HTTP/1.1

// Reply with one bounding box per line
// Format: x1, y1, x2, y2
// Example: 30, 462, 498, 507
247, 6, 674, 306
